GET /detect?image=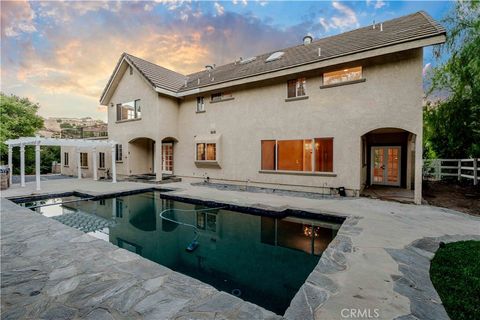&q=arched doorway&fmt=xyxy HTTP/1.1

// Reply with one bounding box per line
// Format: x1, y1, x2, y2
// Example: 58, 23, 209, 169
161, 137, 177, 176
128, 137, 156, 175
360, 128, 417, 202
